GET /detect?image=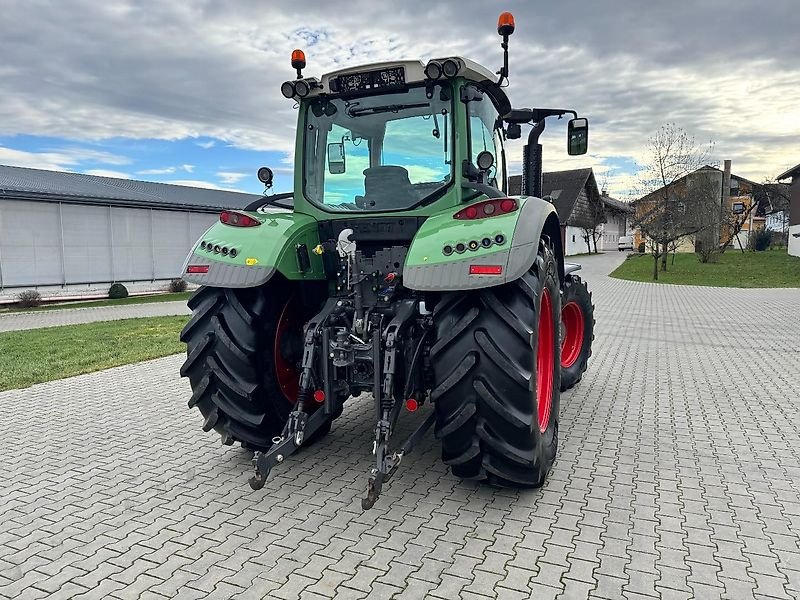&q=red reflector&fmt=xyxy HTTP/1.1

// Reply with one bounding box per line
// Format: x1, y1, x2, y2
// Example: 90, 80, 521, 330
406, 398, 418, 412
313, 390, 325, 403
469, 265, 503, 275
186, 265, 209, 274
